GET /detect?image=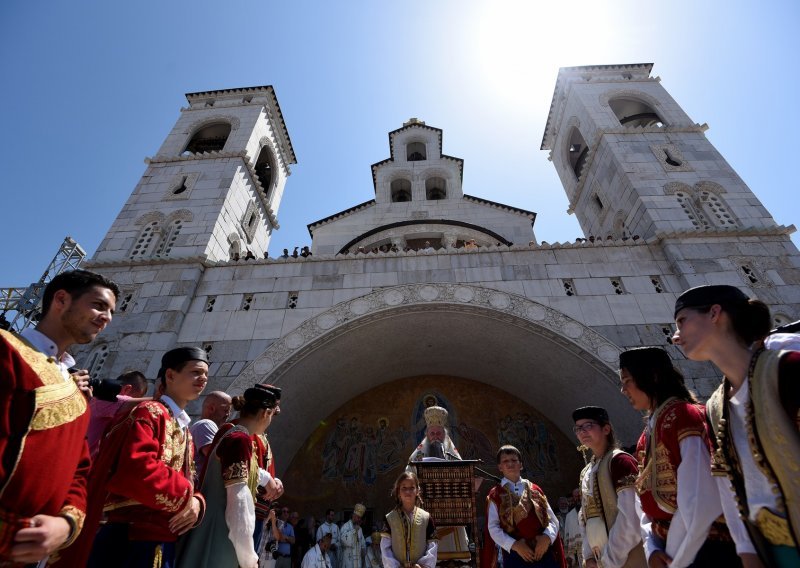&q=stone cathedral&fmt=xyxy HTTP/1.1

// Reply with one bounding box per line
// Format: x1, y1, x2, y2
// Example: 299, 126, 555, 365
79, 63, 800, 515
